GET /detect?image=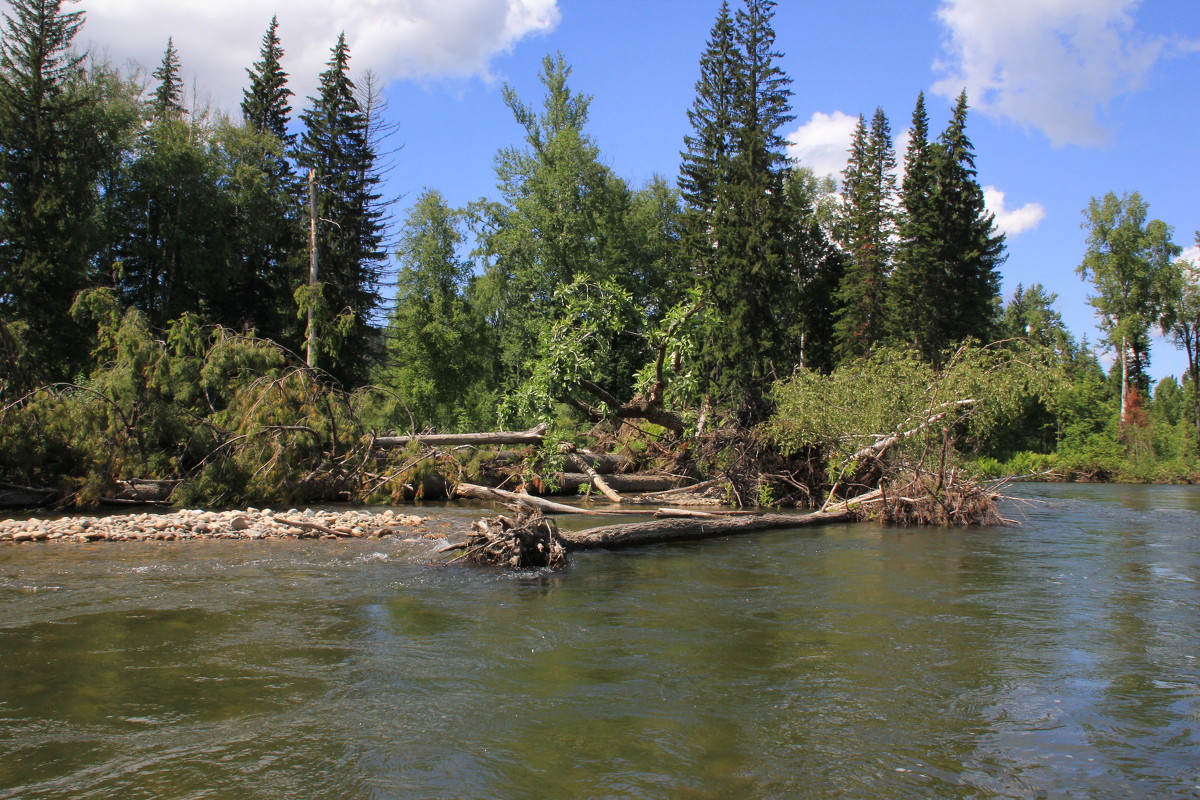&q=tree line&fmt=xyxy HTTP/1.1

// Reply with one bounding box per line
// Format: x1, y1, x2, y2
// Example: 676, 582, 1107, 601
1, 0, 1198, 506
